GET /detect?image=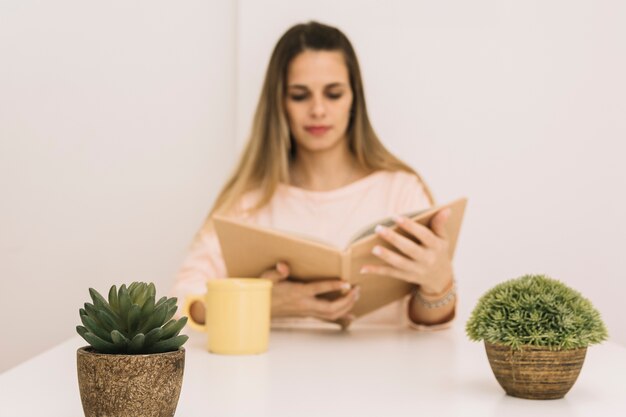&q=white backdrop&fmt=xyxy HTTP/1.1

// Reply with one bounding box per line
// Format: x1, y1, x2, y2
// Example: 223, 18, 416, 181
1, 0, 624, 372
0, 0, 237, 372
